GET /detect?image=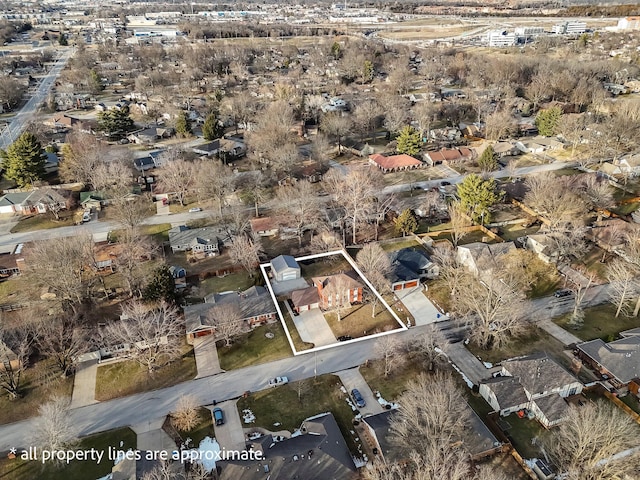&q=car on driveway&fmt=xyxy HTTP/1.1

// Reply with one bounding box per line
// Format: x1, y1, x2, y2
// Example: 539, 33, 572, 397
554, 289, 572, 298
268, 376, 289, 388
351, 388, 366, 408
213, 407, 224, 426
